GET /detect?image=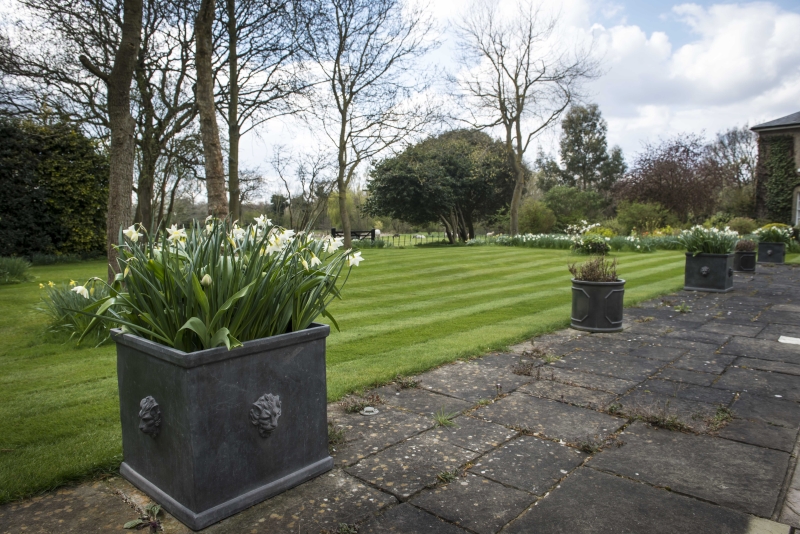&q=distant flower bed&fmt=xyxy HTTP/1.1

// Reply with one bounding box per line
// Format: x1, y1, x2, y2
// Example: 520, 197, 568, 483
467, 233, 683, 253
